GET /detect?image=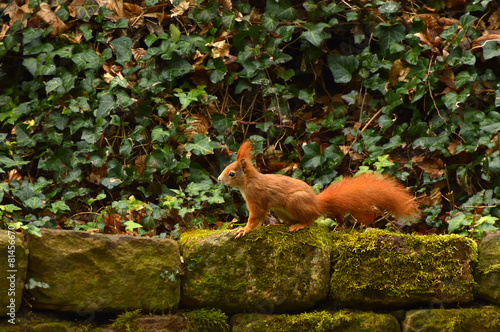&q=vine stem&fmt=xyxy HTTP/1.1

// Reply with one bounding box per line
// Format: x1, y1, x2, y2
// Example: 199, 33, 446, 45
427, 54, 447, 124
